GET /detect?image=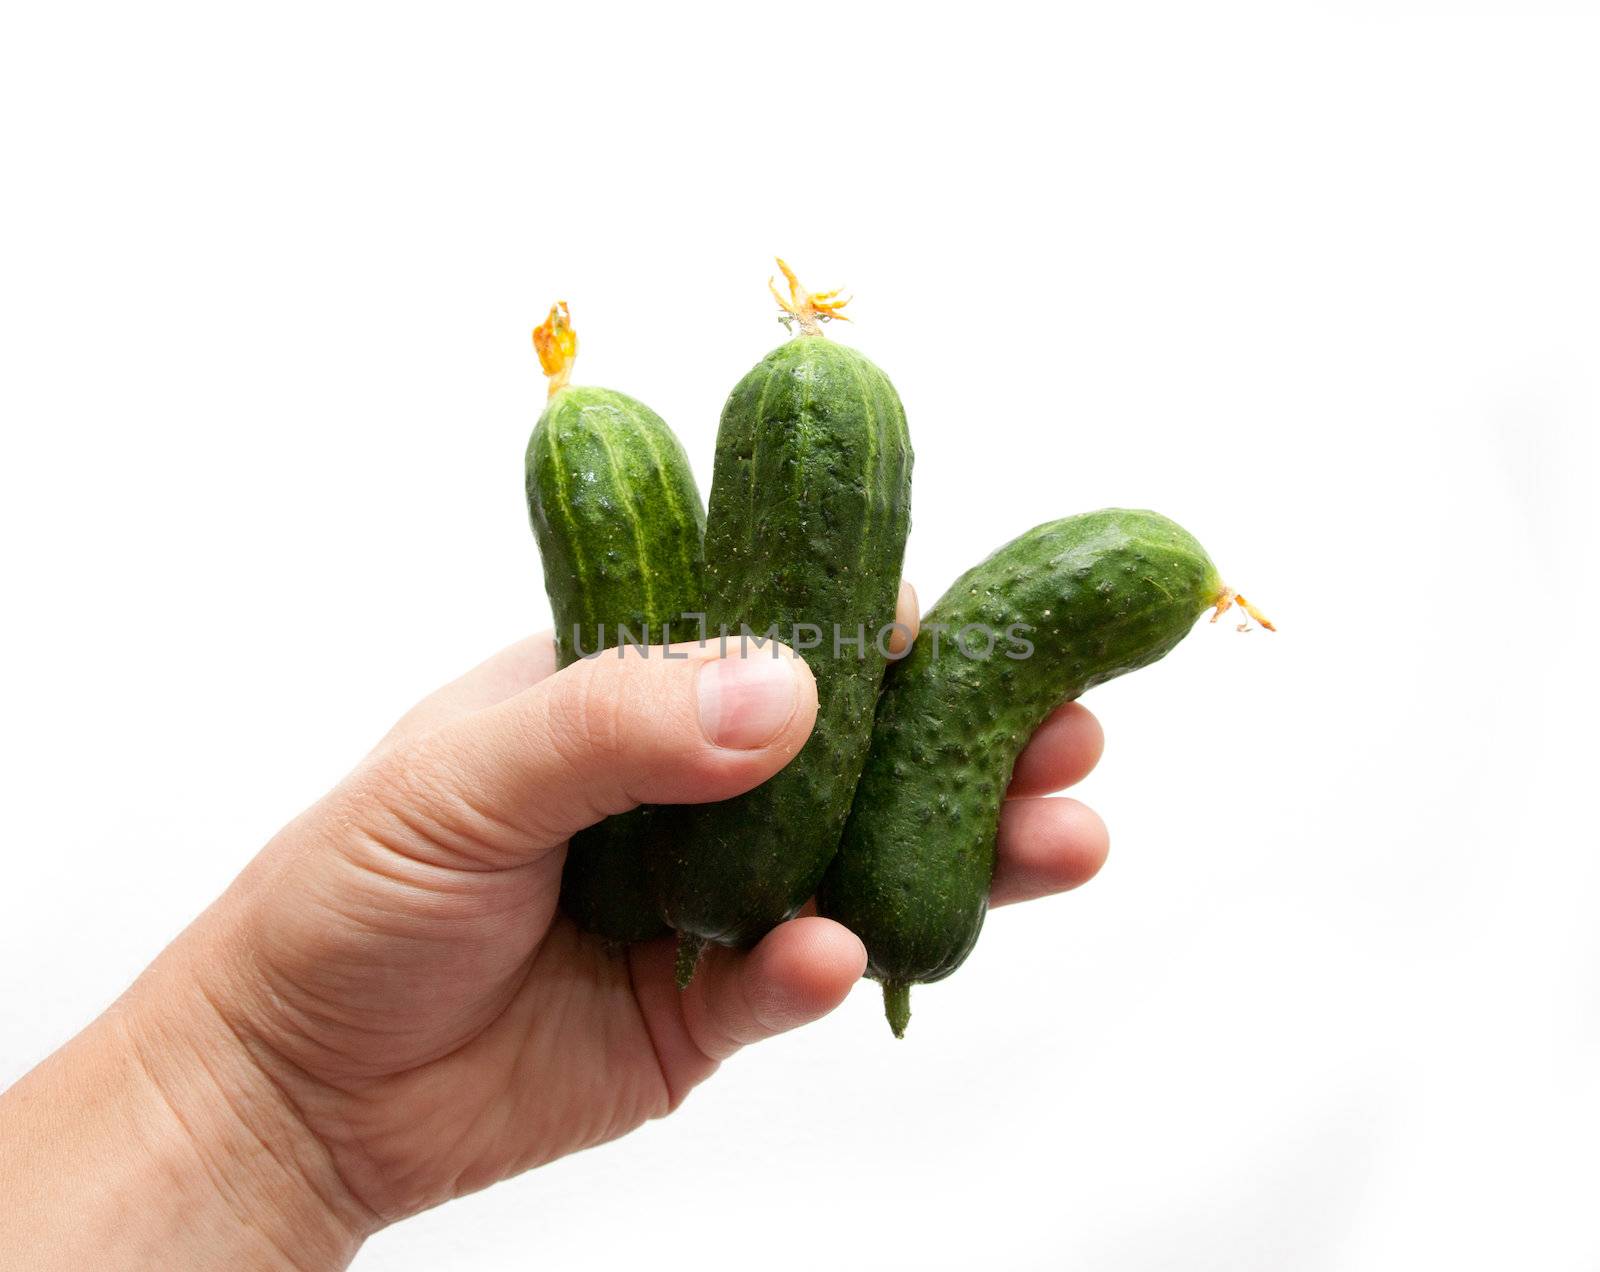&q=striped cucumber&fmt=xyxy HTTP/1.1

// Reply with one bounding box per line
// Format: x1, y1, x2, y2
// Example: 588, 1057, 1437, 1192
817, 509, 1273, 1036
525, 301, 706, 943
651, 261, 913, 979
